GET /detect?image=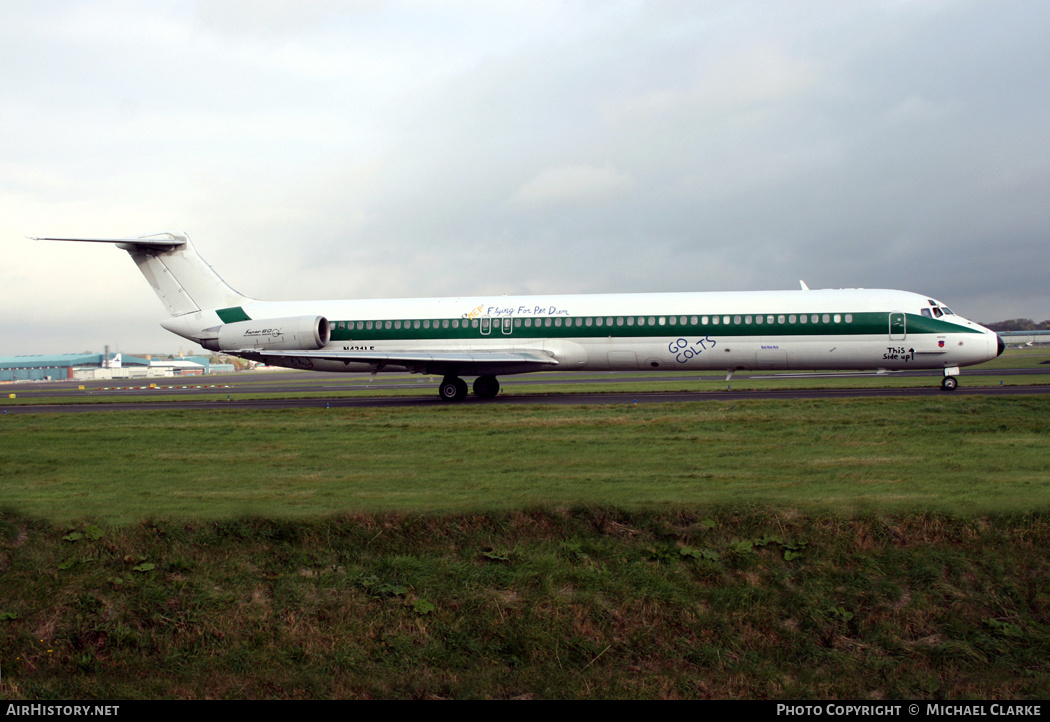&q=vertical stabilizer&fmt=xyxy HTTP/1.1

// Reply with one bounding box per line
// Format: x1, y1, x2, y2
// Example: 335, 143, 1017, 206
35, 232, 254, 316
